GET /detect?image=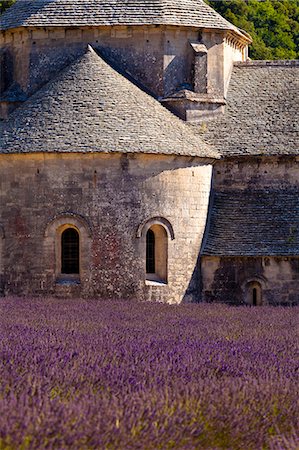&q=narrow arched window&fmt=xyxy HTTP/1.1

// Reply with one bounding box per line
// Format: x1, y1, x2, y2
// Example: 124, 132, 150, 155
146, 225, 168, 283
61, 228, 79, 274
253, 288, 257, 306
245, 281, 262, 306
146, 229, 155, 274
